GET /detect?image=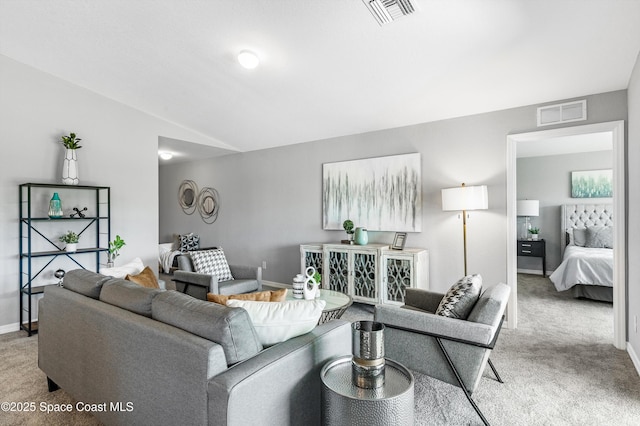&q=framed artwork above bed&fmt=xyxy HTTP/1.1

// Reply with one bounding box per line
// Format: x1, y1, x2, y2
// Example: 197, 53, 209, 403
571, 169, 613, 198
